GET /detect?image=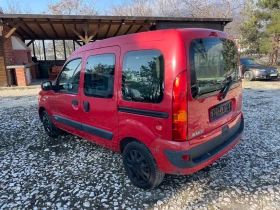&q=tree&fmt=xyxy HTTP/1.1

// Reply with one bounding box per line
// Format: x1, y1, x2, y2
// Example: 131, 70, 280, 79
240, 0, 280, 64
4, 0, 33, 14
43, 0, 98, 15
